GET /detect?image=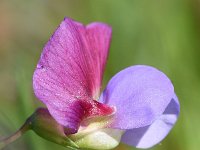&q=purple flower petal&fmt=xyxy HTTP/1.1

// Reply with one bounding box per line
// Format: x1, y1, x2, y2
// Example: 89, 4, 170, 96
99, 65, 174, 129
33, 18, 113, 133
121, 94, 180, 148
